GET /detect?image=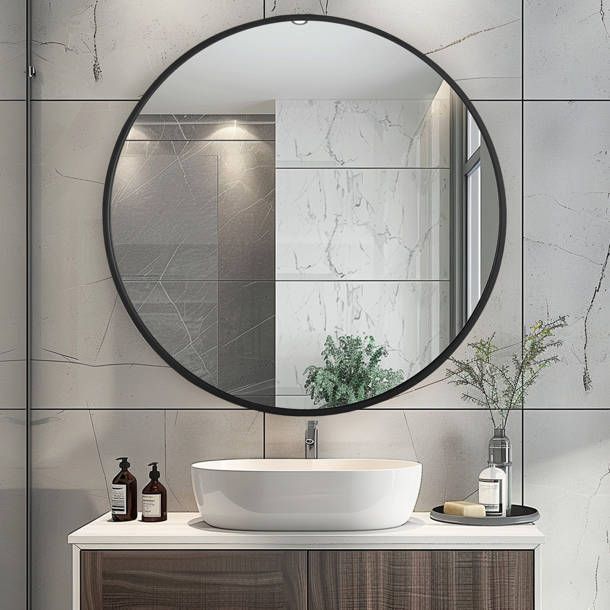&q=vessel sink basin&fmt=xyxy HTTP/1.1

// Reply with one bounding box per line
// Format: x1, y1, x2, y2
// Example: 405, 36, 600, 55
191, 458, 422, 531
